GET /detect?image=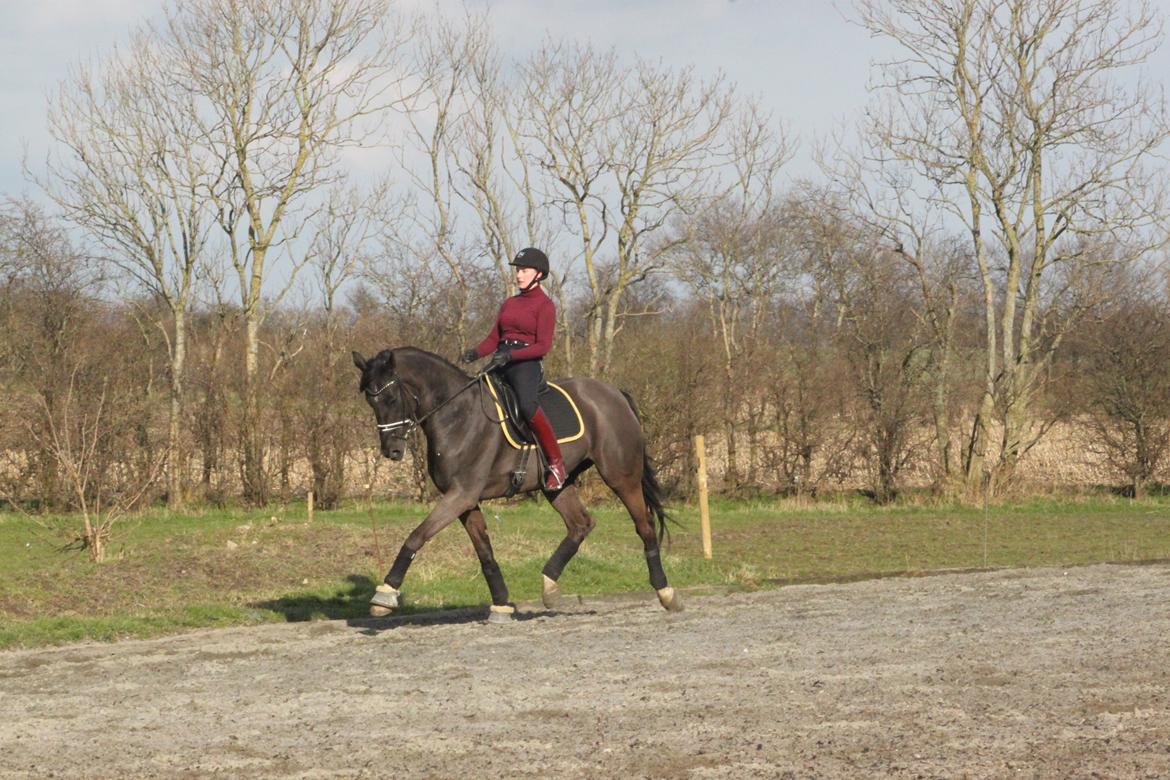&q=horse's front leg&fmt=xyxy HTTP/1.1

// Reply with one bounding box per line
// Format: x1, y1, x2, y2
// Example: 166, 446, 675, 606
369, 490, 477, 617
460, 506, 514, 623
